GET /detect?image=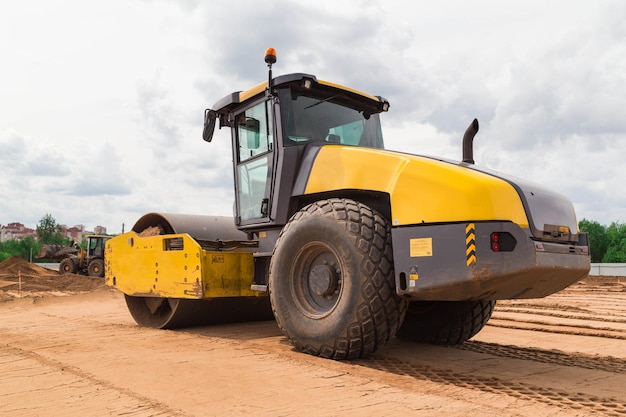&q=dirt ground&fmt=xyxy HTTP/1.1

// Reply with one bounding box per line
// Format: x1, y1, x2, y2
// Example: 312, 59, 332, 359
0, 256, 625, 416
